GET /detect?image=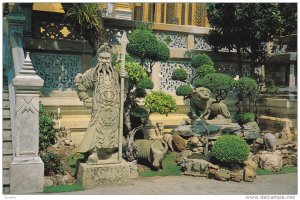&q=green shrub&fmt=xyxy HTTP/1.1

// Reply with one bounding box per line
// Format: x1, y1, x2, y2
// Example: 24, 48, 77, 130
40, 151, 64, 176
191, 54, 213, 69
176, 84, 193, 97
145, 91, 177, 116
196, 64, 216, 77
236, 77, 258, 94
39, 104, 58, 151
115, 59, 148, 83
172, 68, 189, 82
135, 88, 147, 98
136, 77, 154, 90
194, 73, 235, 92
211, 135, 250, 165
131, 107, 149, 119
234, 112, 255, 125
